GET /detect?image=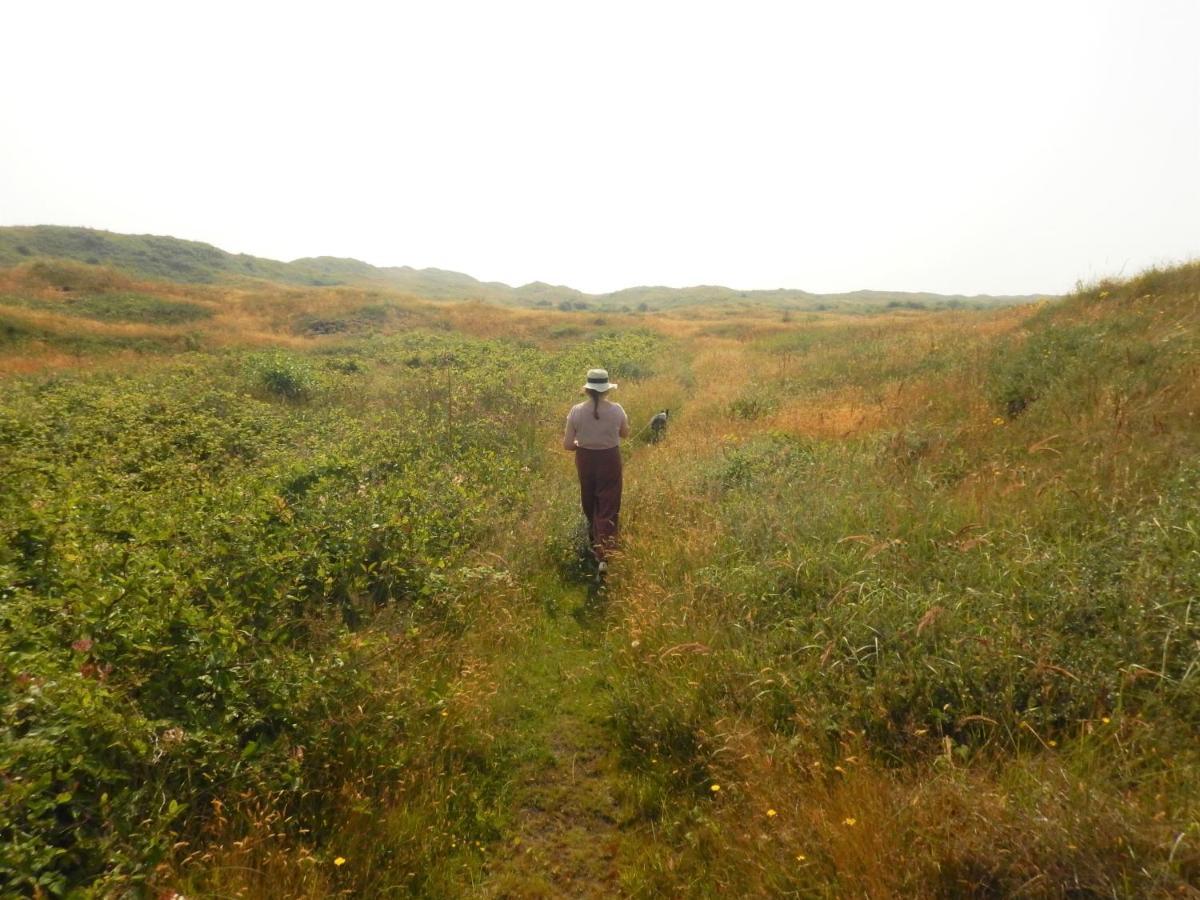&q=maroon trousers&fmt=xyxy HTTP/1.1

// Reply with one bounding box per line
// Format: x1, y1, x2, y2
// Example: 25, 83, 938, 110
575, 446, 623, 562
